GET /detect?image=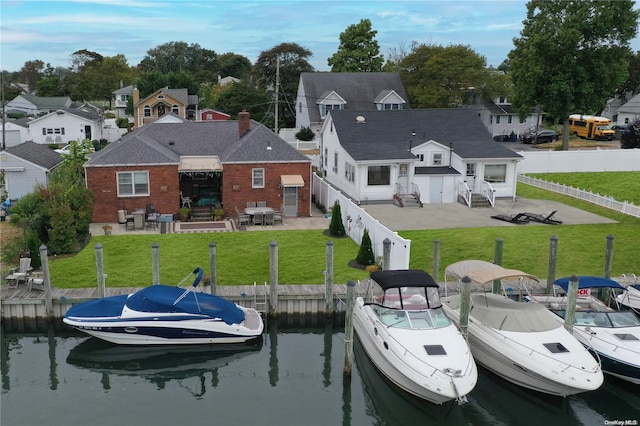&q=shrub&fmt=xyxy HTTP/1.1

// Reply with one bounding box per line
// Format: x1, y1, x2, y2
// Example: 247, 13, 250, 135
116, 117, 129, 129
328, 201, 346, 236
295, 126, 314, 141
356, 228, 375, 265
